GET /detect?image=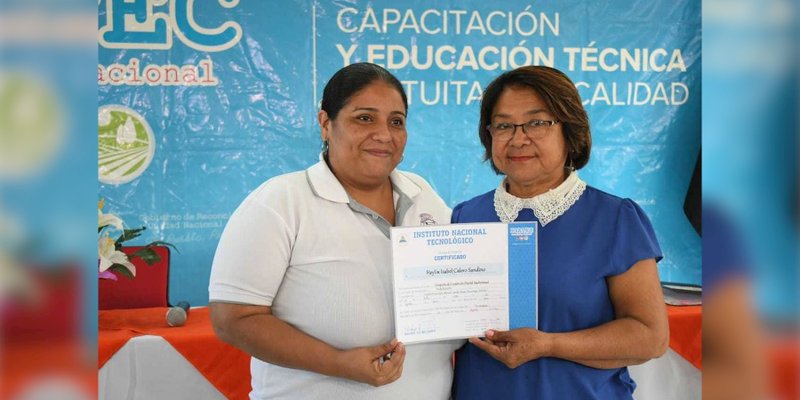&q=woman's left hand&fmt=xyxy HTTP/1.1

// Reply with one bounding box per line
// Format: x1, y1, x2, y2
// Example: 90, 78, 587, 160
468, 328, 553, 369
